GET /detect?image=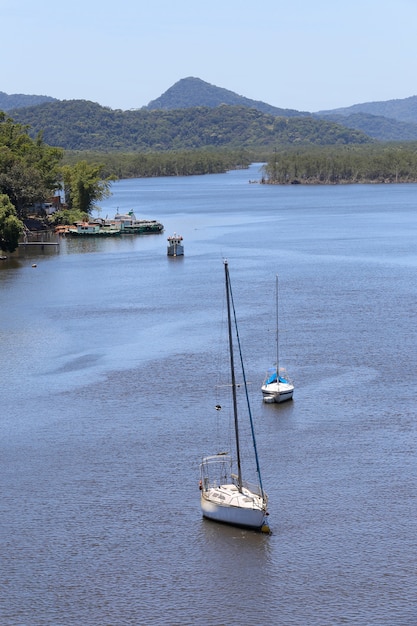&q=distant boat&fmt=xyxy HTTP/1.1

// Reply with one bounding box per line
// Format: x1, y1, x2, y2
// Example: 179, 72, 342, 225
261, 275, 294, 403
63, 211, 164, 237
67, 222, 121, 236
167, 233, 184, 256
113, 211, 164, 234
200, 260, 270, 533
